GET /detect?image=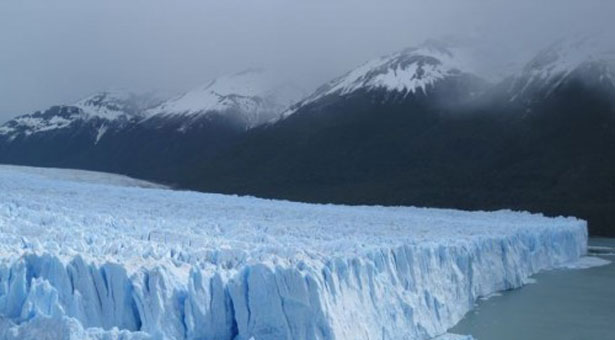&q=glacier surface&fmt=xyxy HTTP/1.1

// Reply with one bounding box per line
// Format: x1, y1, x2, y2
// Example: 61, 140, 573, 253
0, 165, 588, 340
